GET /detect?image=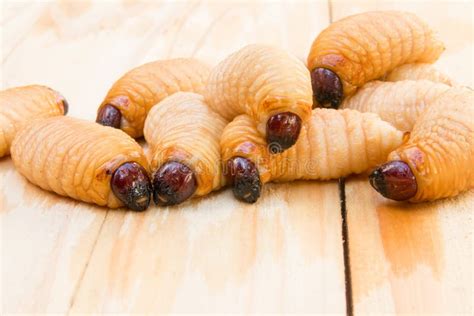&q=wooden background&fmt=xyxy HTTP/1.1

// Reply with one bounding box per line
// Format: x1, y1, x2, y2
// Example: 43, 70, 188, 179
1, 0, 472, 314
